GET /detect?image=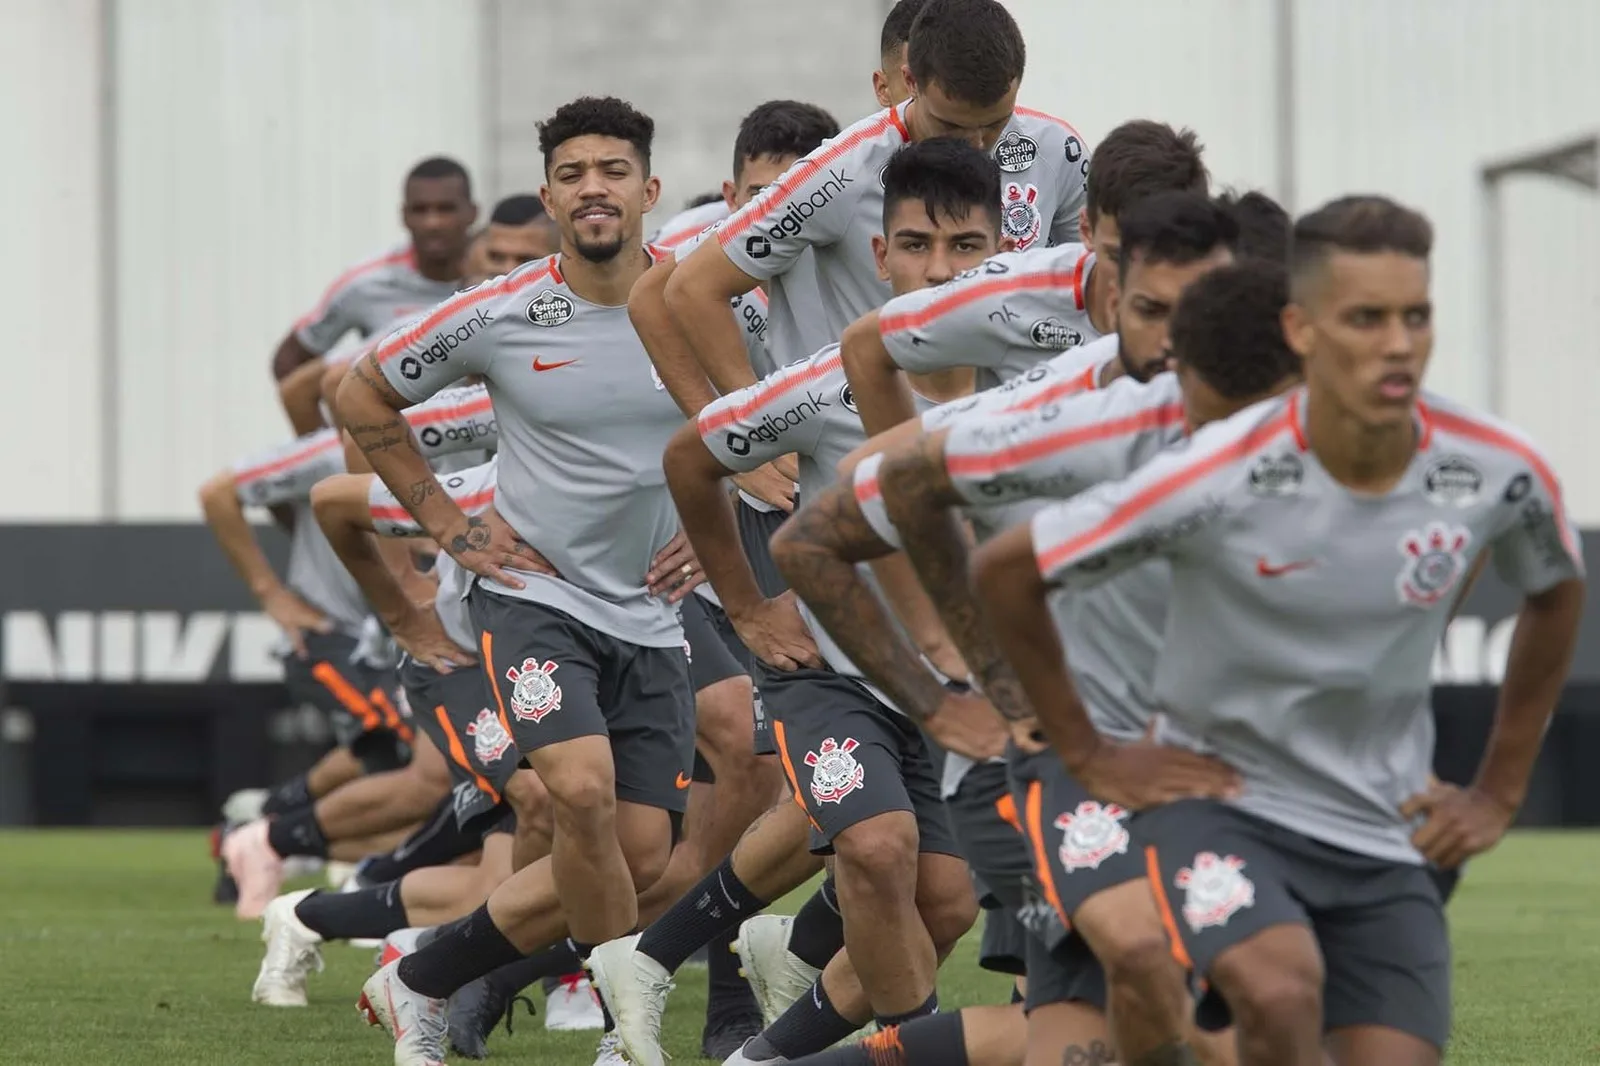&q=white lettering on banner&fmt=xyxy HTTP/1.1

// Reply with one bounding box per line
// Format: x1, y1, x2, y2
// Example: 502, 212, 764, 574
1430, 615, 1517, 685
1, 612, 286, 683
